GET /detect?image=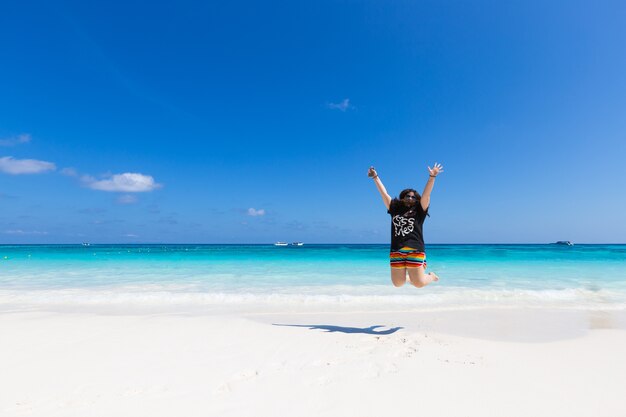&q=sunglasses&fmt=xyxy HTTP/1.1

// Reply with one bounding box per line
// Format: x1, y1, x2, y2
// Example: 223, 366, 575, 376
404, 195, 417, 200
